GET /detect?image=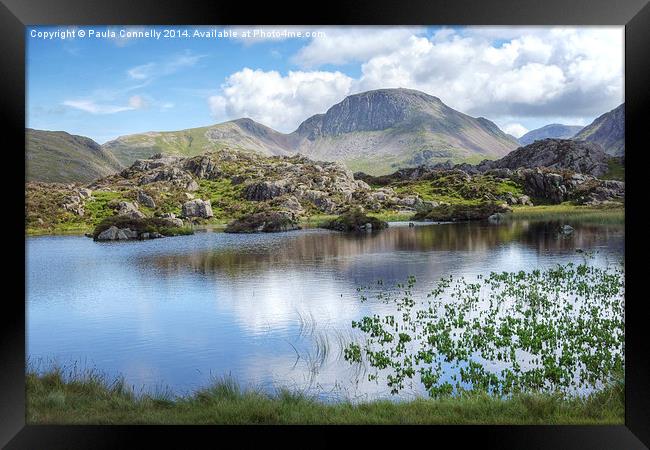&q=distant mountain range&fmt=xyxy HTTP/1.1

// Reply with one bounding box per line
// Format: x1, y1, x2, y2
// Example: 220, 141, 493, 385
25, 89, 625, 183
518, 124, 583, 146
26, 129, 122, 183
573, 104, 624, 157
102, 88, 520, 175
